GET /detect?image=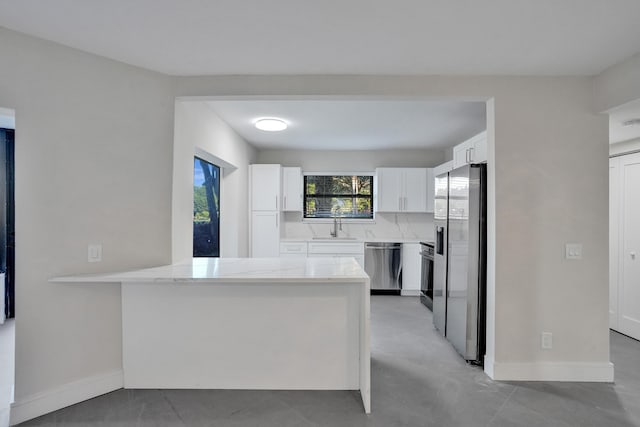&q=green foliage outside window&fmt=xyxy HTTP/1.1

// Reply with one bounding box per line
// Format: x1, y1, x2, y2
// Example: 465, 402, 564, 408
304, 175, 373, 219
